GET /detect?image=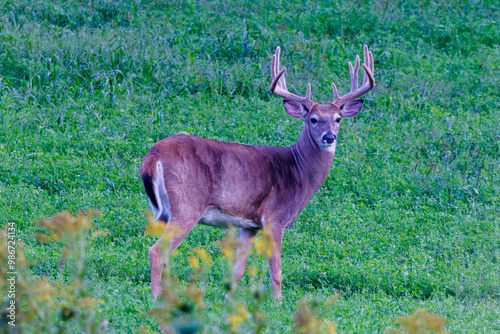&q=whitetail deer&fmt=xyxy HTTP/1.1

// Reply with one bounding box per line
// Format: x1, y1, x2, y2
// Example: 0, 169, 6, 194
141, 46, 375, 299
